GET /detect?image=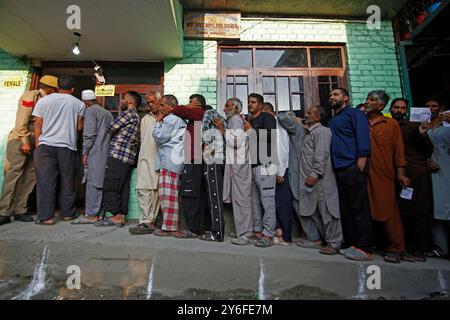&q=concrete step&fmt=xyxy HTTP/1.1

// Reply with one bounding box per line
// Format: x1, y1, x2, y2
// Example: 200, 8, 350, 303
0, 221, 450, 300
